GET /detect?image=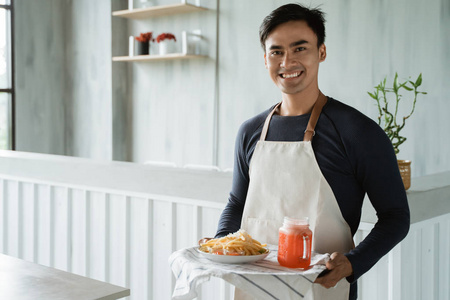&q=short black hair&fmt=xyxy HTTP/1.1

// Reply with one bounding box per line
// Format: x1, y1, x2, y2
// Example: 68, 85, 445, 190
259, 3, 326, 51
